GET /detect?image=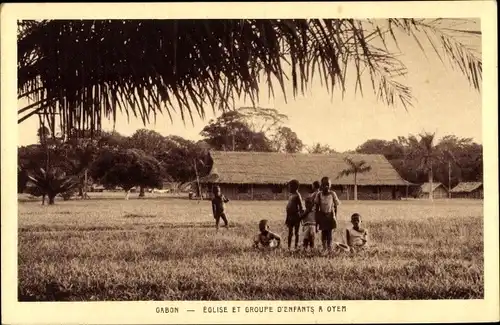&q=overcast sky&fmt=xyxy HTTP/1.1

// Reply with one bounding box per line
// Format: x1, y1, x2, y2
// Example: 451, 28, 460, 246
17, 19, 482, 152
